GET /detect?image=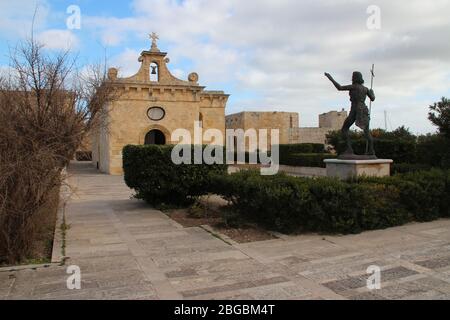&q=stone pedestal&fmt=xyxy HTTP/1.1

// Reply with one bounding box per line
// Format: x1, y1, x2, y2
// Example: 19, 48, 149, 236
324, 159, 393, 179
